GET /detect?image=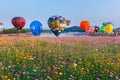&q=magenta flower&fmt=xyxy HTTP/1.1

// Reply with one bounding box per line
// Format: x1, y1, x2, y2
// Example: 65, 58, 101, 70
109, 72, 114, 78
22, 71, 26, 74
